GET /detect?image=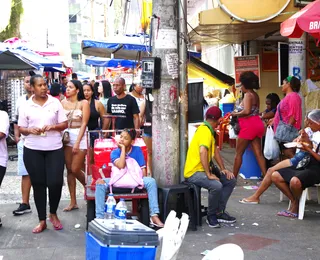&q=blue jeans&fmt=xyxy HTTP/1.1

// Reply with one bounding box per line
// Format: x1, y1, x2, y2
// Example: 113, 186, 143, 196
95, 177, 160, 218
186, 172, 236, 216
